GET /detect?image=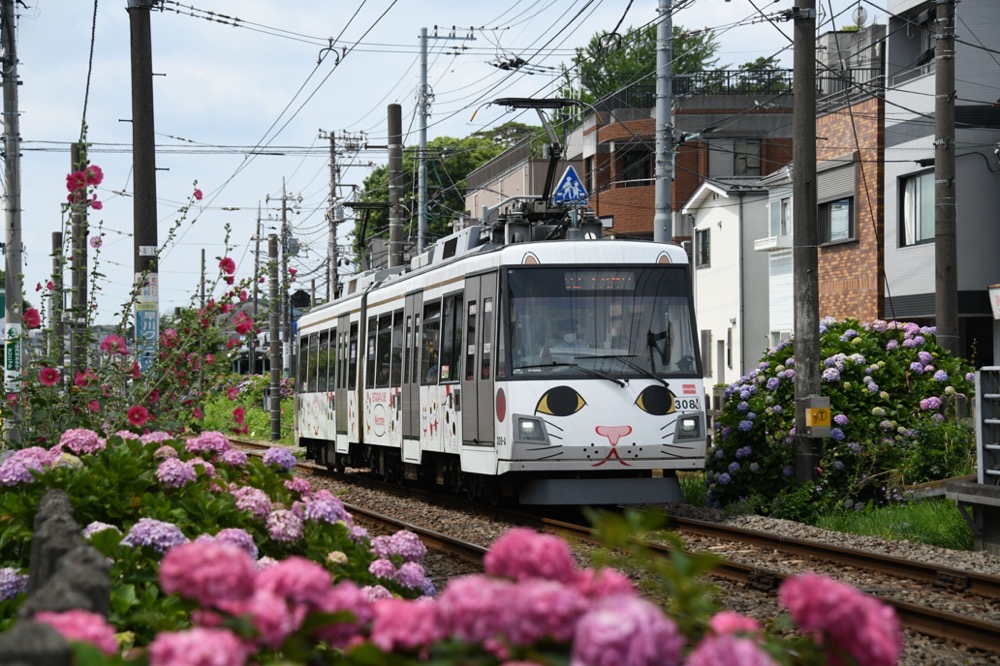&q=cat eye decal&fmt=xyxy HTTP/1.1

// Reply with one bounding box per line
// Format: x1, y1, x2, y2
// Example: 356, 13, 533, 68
535, 385, 586, 417
635, 384, 676, 416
